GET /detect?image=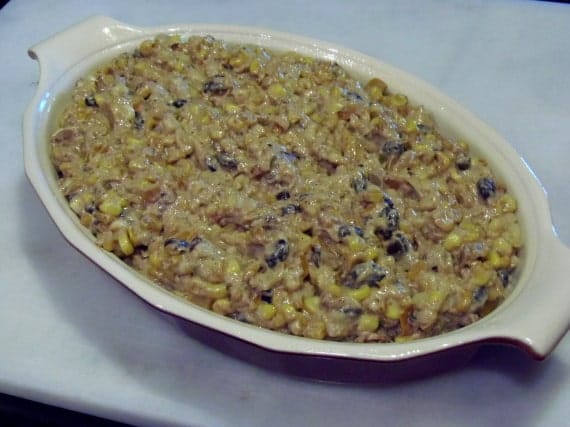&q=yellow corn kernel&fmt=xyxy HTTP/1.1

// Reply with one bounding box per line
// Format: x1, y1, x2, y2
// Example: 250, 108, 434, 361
203, 283, 228, 300
99, 194, 127, 217
249, 58, 261, 75
326, 101, 345, 114
493, 237, 512, 256
224, 258, 241, 275
280, 303, 298, 321
268, 83, 287, 99
305, 319, 326, 340
454, 289, 472, 312
404, 119, 417, 132
149, 251, 162, 268
126, 136, 143, 149
208, 126, 224, 140
357, 314, 380, 332
303, 295, 321, 314
497, 194, 517, 213
365, 78, 387, 100
461, 221, 480, 242
346, 285, 371, 302
117, 228, 134, 256
345, 235, 366, 252
223, 103, 240, 114
390, 94, 408, 107
472, 264, 492, 286
443, 232, 462, 251
395, 335, 413, 343
327, 283, 344, 297
257, 302, 277, 320
362, 246, 379, 262
212, 298, 232, 315
385, 300, 403, 320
